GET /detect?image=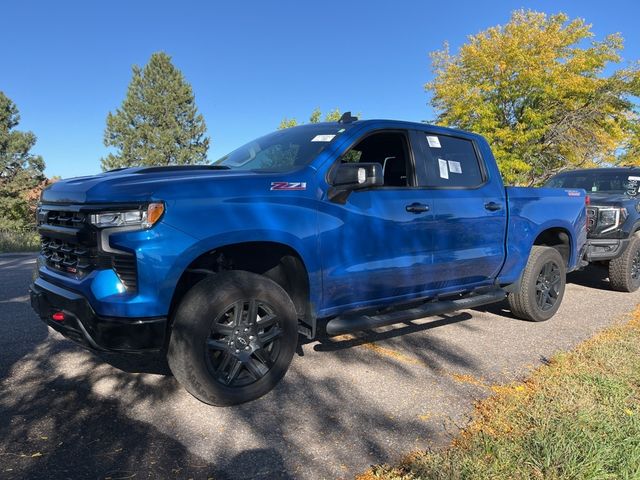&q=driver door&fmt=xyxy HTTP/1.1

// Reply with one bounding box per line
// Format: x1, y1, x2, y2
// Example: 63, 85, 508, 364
318, 130, 434, 312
